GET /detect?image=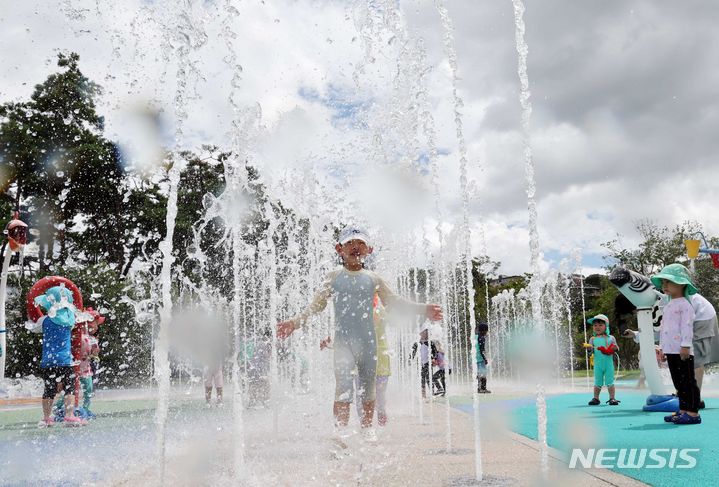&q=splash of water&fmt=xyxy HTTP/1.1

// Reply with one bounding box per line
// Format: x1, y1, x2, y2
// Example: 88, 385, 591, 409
154, 1, 208, 483
511, 0, 548, 474
434, 0, 483, 473
573, 249, 590, 388
560, 260, 576, 389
